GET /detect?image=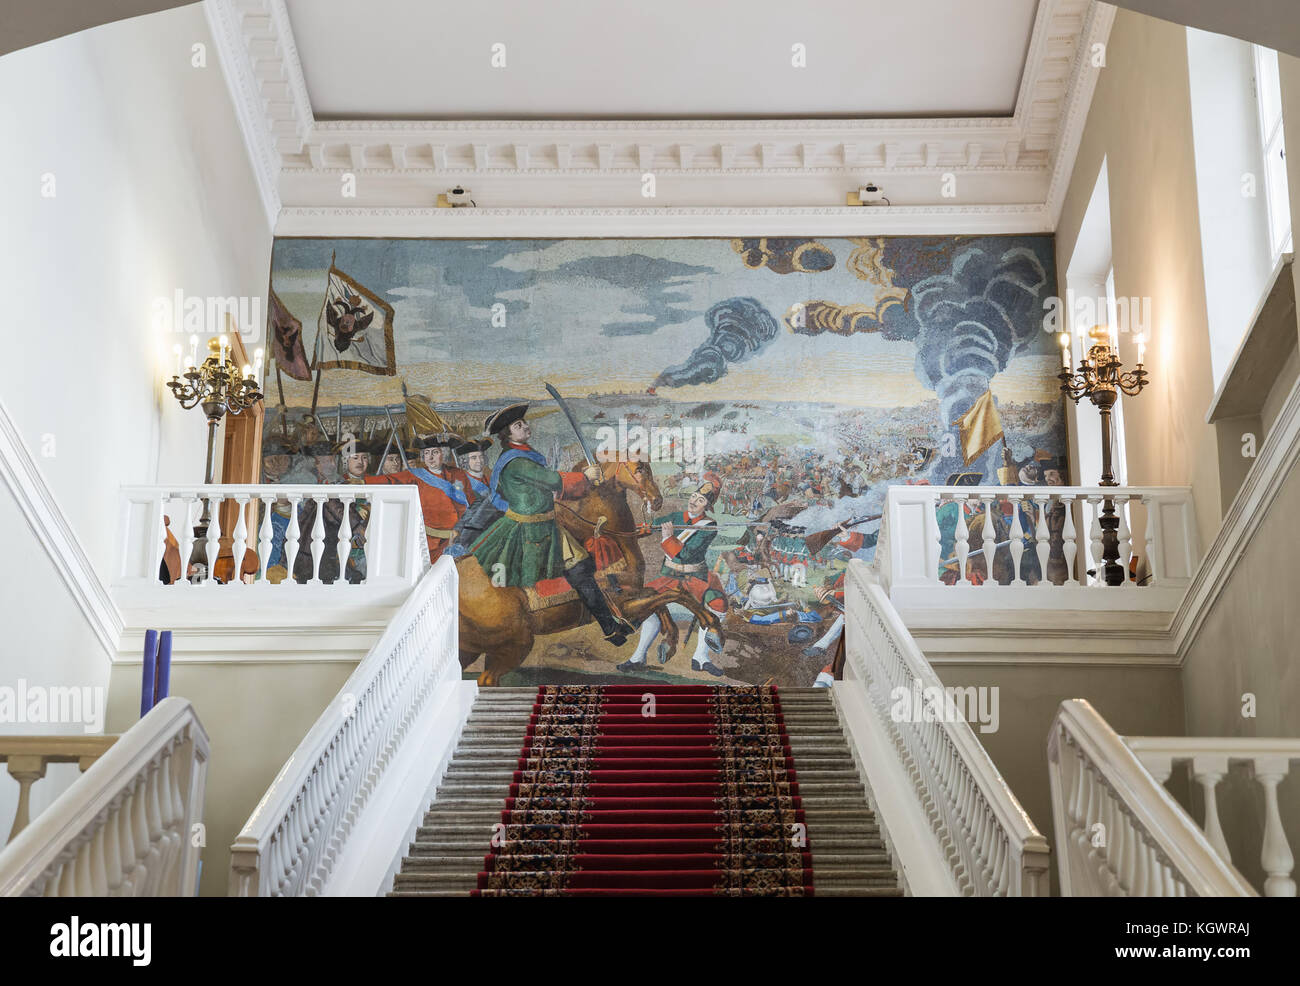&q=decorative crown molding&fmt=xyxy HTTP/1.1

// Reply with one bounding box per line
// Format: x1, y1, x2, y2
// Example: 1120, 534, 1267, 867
208, 0, 1113, 230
